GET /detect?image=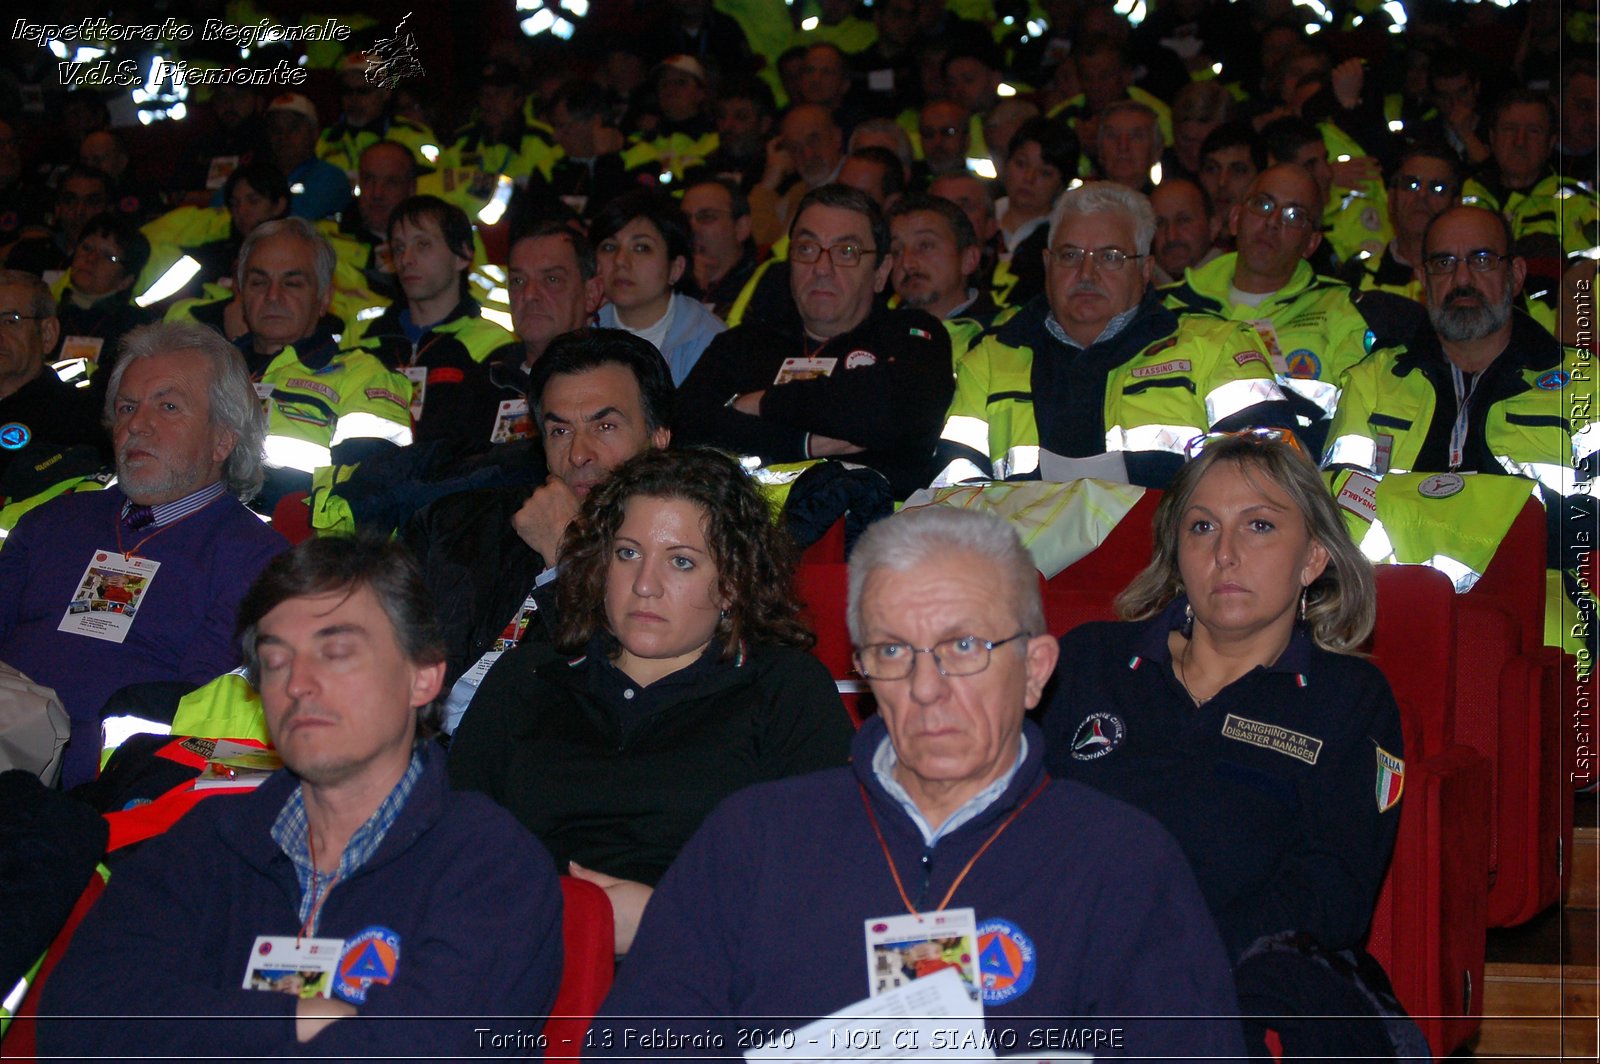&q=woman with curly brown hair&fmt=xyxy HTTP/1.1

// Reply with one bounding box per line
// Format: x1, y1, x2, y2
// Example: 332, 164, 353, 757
448, 446, 851, 952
